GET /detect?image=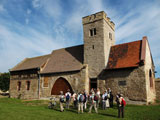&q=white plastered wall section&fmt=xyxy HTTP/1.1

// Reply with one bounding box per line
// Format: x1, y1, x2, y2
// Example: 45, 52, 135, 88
145, 40, 156, 103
